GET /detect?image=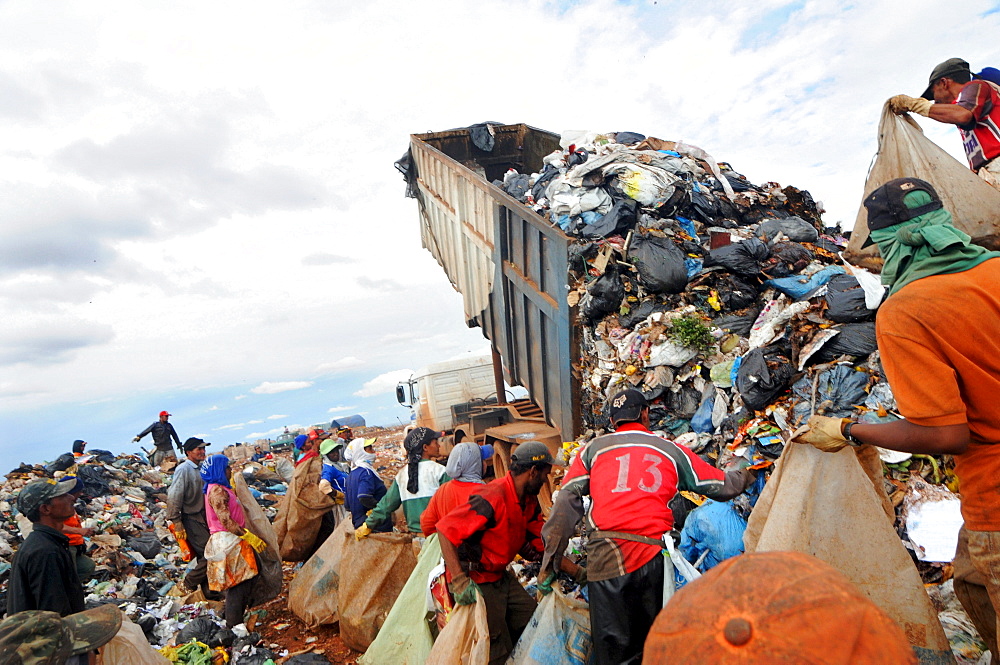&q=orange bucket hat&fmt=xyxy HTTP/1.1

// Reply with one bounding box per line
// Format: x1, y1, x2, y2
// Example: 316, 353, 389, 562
643, 551, 916, 665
